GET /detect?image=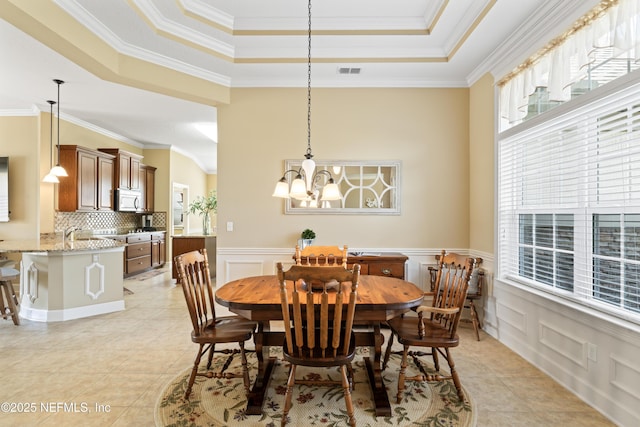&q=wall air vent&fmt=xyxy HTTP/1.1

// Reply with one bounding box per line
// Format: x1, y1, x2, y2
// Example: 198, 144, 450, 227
337, 67, 361, 75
